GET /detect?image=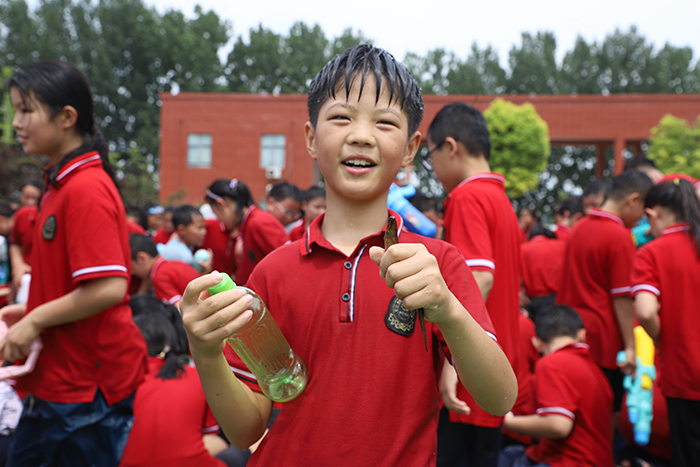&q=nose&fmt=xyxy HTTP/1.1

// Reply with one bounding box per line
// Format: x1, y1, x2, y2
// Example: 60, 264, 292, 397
347, 119, 376, 147
12, 111, 22, 130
